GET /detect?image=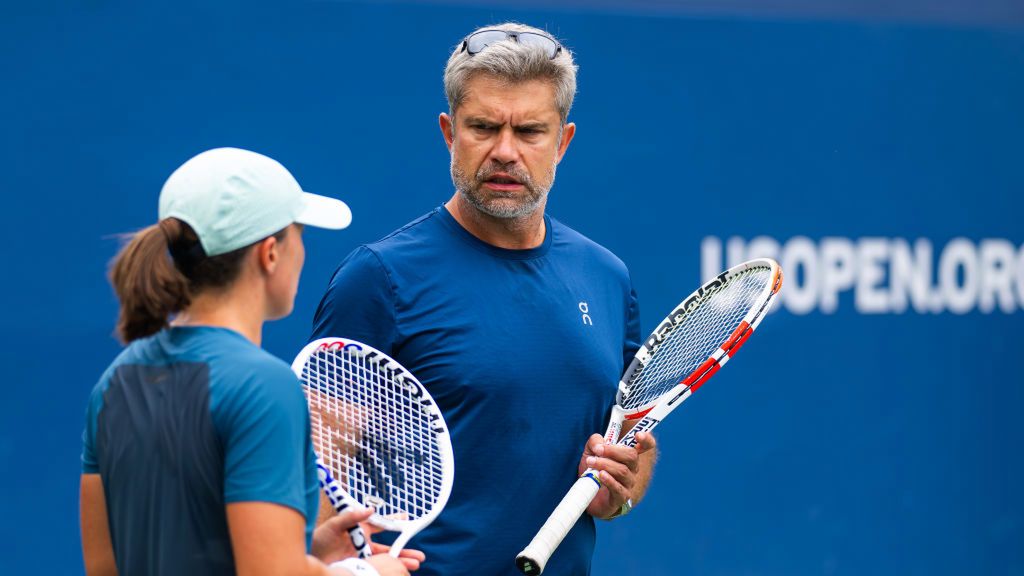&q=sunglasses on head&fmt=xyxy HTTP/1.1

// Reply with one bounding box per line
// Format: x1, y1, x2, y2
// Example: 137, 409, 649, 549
461, 29, 563, 59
